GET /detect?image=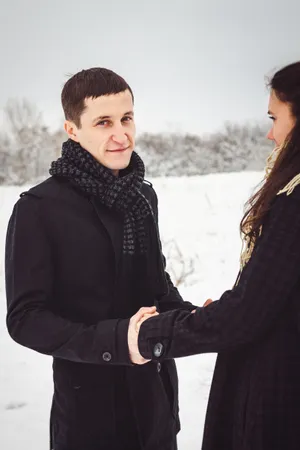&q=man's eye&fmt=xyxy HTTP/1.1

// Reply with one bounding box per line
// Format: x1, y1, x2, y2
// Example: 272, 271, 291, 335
122, 116, 132, 122
268, 115, 275, 121
97, 120, 110, 126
